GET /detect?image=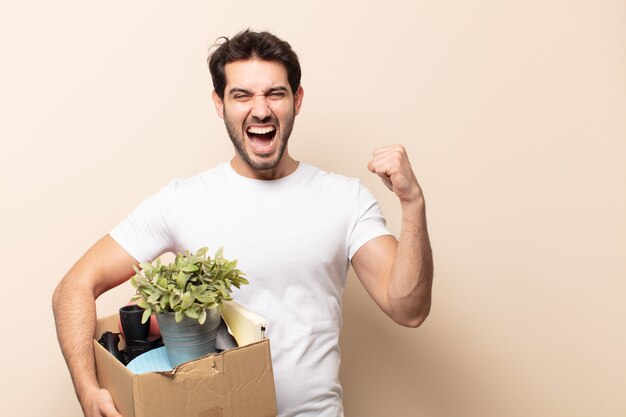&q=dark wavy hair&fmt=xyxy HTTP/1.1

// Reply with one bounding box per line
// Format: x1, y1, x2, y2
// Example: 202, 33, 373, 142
208, 29, 301, 99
